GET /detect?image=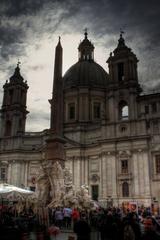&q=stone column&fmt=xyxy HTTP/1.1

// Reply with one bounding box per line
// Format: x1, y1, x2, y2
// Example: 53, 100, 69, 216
142, 152, 151, 196
80, 156, 85, 185
11, 161, 21, 186
106, 155, 112, 197
7, 162, 12, 183
111, 154, 117, 198
137, 151, 144, 196
108, 95, 116, 122
74, 157, 81, 189
133, 153, 140, 196
105, 153, 117, 199
99, 156, 103, 199
84, 156, 89, 186
101, 153, 107, 199
24, 161, 29, 186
